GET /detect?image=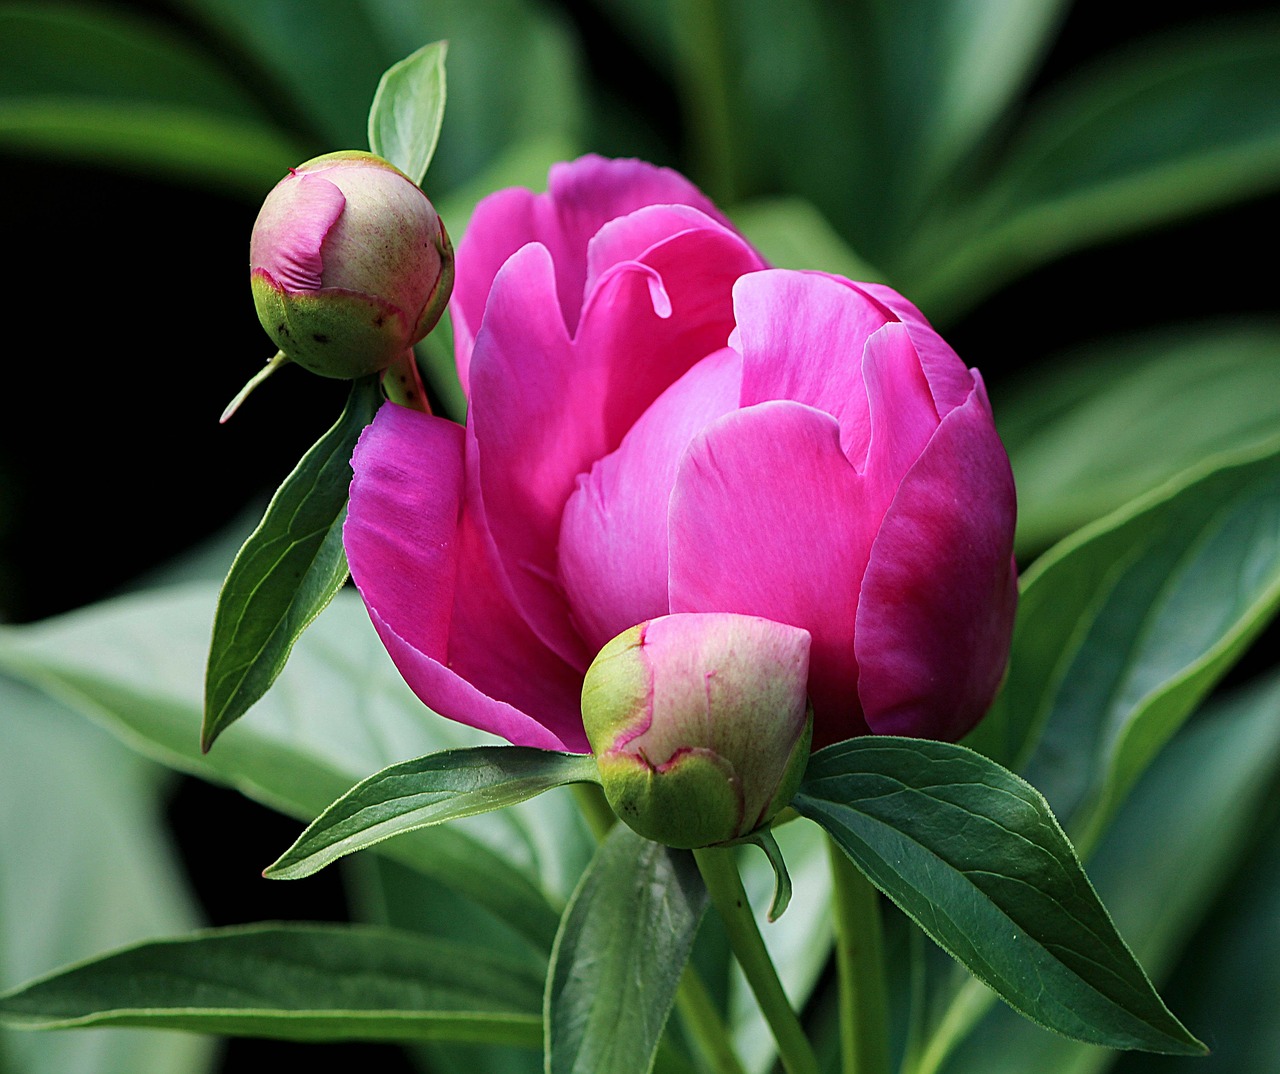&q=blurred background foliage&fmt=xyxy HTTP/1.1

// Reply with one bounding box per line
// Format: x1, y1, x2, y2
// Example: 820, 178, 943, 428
0, 1, 1277, 1072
